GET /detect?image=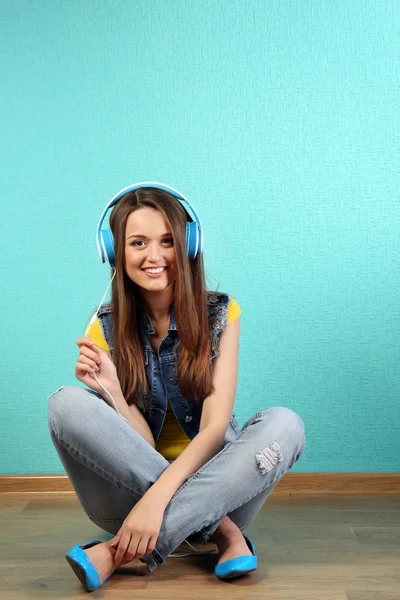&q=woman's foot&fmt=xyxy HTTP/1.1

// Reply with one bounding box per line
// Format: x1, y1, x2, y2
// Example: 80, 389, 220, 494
83, 540, 130, 582
210, 517, 253, 565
